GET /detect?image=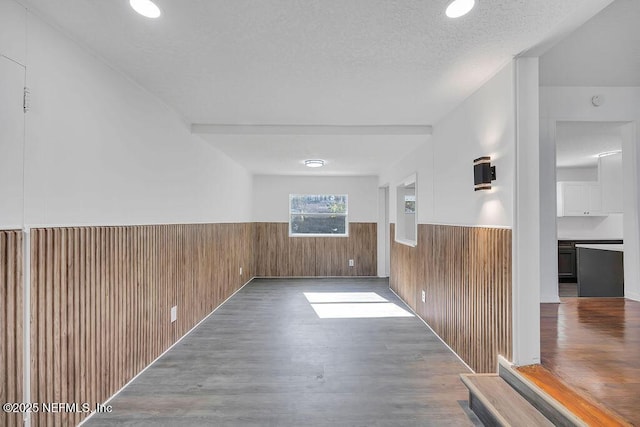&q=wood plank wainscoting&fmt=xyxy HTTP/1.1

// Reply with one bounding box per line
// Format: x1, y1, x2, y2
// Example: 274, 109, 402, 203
0, 230, 23, 427
254, 222, 377, 277
390, 224, 512, 373
28, 223, 254, 427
